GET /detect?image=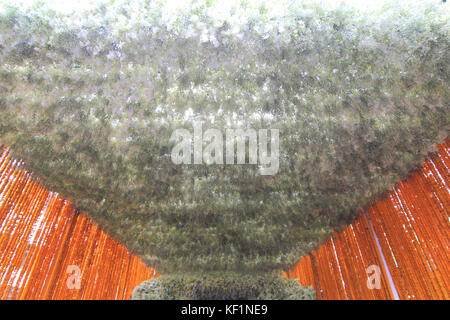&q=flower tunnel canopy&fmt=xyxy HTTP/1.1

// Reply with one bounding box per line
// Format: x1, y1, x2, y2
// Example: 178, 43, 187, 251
0, 0, 448, 295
